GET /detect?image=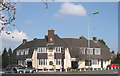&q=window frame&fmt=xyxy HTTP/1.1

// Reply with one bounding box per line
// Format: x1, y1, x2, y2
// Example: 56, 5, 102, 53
55, 47, 61, 53
87, 48, 93, 55
94, 48, 101, 55
38, 47, 47, 53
